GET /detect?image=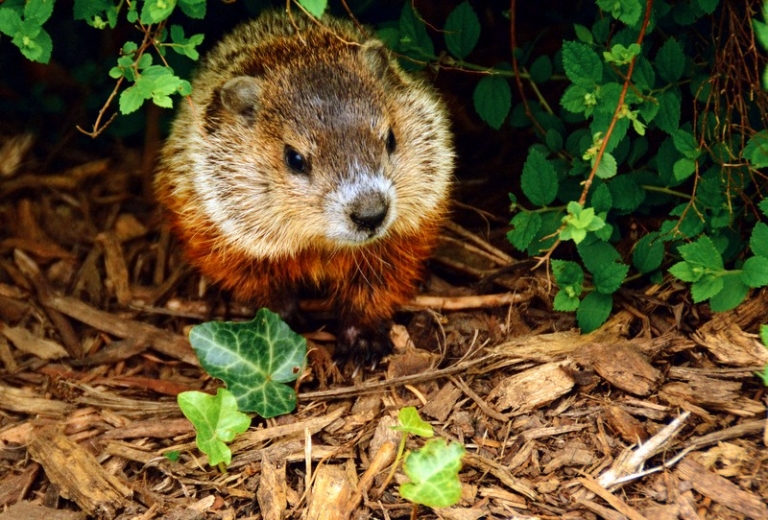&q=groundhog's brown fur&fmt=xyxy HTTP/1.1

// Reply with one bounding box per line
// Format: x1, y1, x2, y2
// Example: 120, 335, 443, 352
155, 11, 453, 361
